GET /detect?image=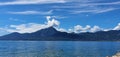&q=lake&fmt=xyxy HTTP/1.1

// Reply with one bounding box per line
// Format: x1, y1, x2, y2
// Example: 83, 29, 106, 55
0, 41, 119, 57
